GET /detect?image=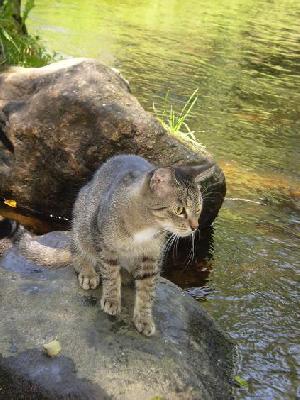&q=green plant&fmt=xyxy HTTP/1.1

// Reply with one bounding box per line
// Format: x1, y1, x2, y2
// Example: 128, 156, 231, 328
0, 0, 55, 68
153, 89, 199, 140
22, 0, 35, 24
